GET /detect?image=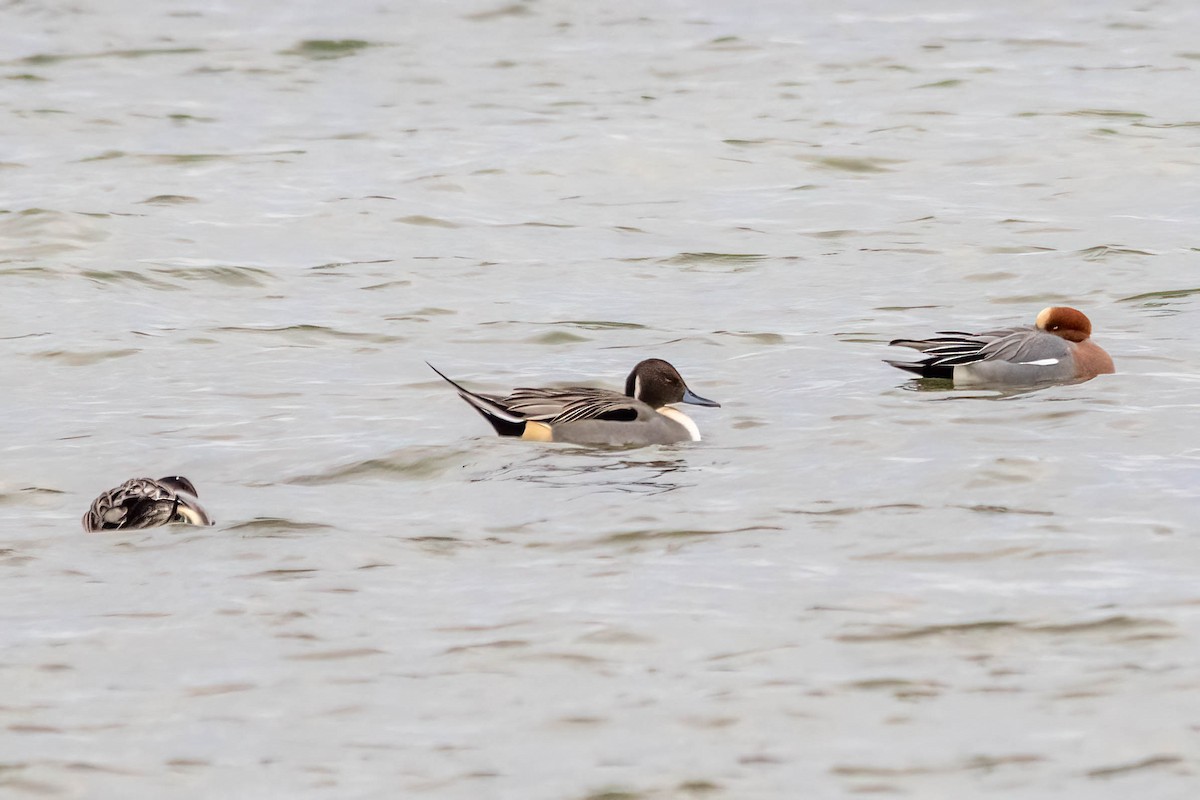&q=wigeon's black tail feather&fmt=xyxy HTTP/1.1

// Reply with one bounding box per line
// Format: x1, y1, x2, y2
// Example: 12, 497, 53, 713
427, 362, 528, 437
887, 332, 991, 379
883, 358, 955, 380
